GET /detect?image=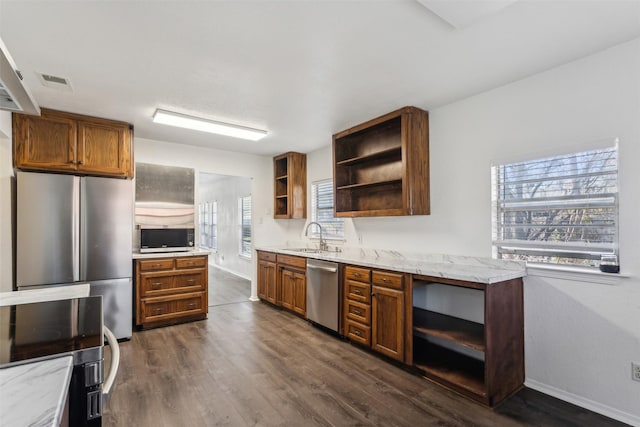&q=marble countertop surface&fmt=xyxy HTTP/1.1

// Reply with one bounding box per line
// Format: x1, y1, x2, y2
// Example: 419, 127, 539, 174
0, 355, 73, 427
255, 246, 526, 284
132, 248, 211, 259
